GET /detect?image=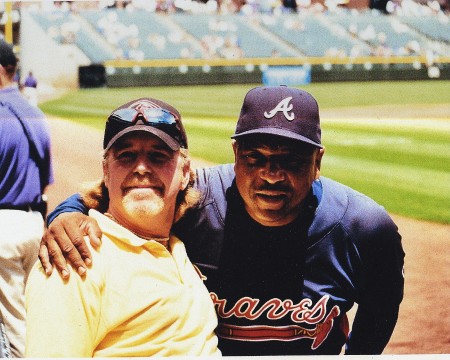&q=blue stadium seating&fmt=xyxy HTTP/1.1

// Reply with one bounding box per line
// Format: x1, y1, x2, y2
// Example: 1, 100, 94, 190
259, 13, 372, 57
328, 11, 433, 55
81, 9, 203, 59
399, 15, 450, 43
171, 13, 297, 58
29, 10, 115, 63
27, 8, 450, 63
